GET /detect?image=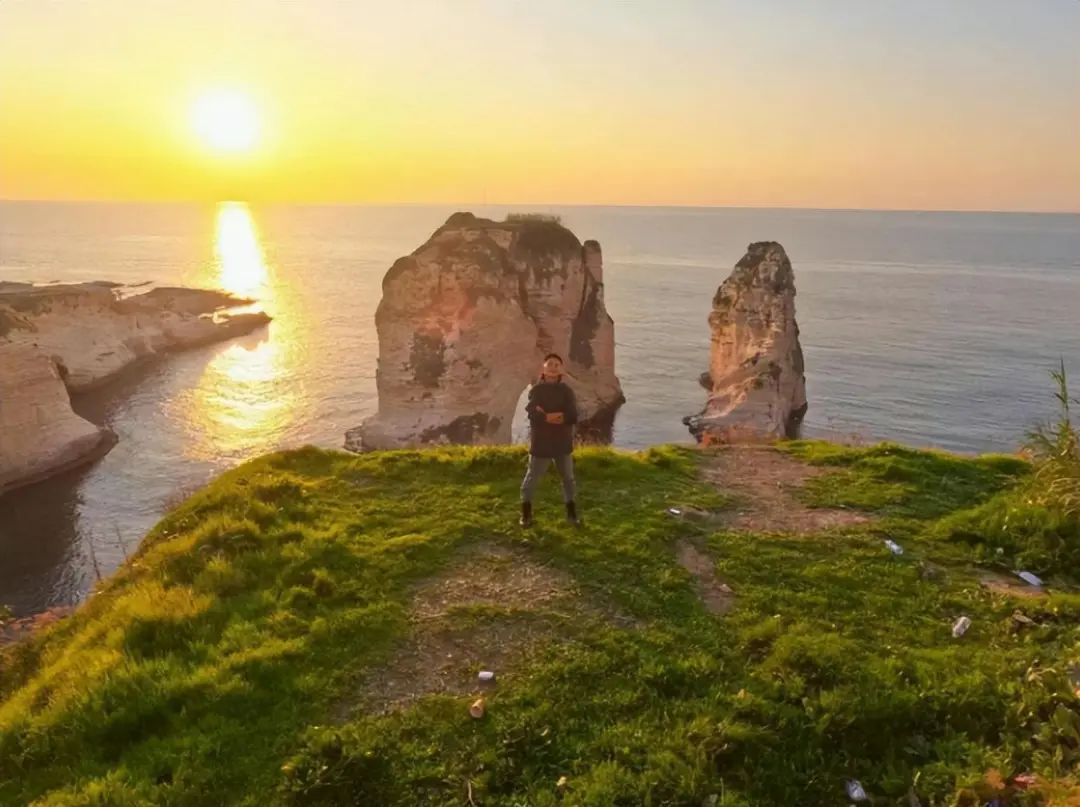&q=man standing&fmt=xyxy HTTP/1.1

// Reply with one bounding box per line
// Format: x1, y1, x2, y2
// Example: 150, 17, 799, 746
520, 353, 580, 527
